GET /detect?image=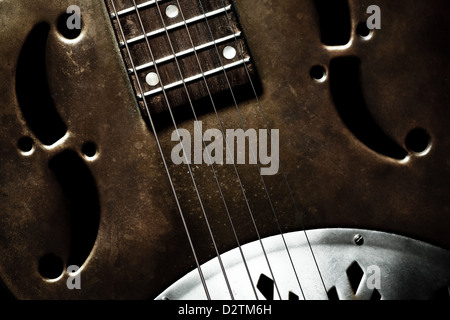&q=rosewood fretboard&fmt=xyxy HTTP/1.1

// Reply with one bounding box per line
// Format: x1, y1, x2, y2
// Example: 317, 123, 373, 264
105, 0, 257, 122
